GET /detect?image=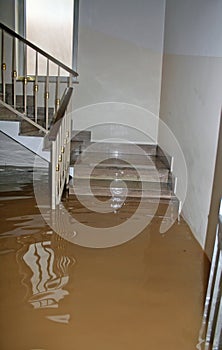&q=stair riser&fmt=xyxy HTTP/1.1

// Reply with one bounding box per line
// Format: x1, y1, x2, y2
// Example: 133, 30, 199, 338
71, 130, 91, 142
6, 95, 34, 107
0, 106, 19, 121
